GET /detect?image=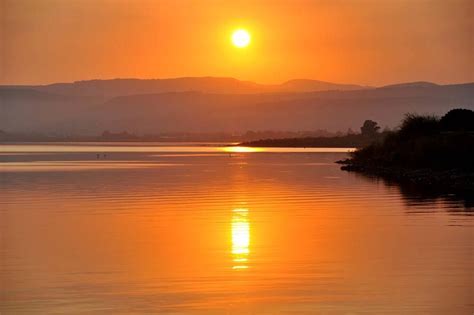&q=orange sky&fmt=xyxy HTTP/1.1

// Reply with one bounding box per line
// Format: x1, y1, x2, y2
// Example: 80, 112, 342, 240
1, 0, 473, 86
